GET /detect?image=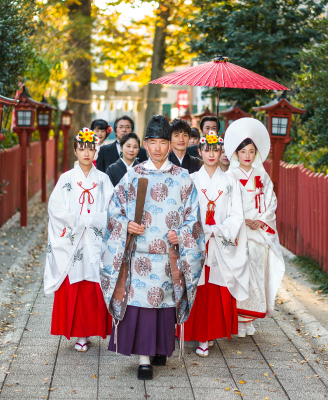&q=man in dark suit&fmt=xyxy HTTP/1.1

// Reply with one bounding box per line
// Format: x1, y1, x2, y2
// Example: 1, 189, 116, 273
96, 115, 148, 172
187, 116, 219, 158
168, 118, 200, 174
